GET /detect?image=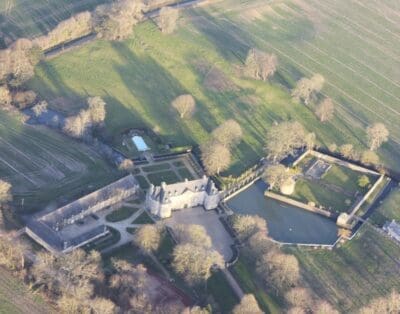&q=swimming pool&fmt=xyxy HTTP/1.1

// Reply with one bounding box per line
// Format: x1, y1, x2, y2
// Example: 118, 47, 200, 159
227, 180, 338, 244
131, 135, 150, 151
